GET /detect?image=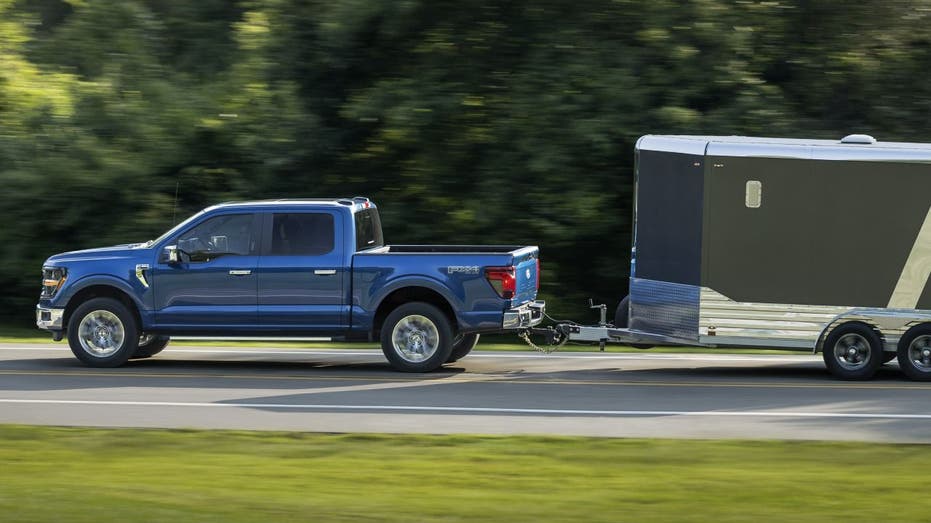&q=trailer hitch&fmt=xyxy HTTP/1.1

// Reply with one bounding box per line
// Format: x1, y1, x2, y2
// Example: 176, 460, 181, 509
518, 325, 570, 353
